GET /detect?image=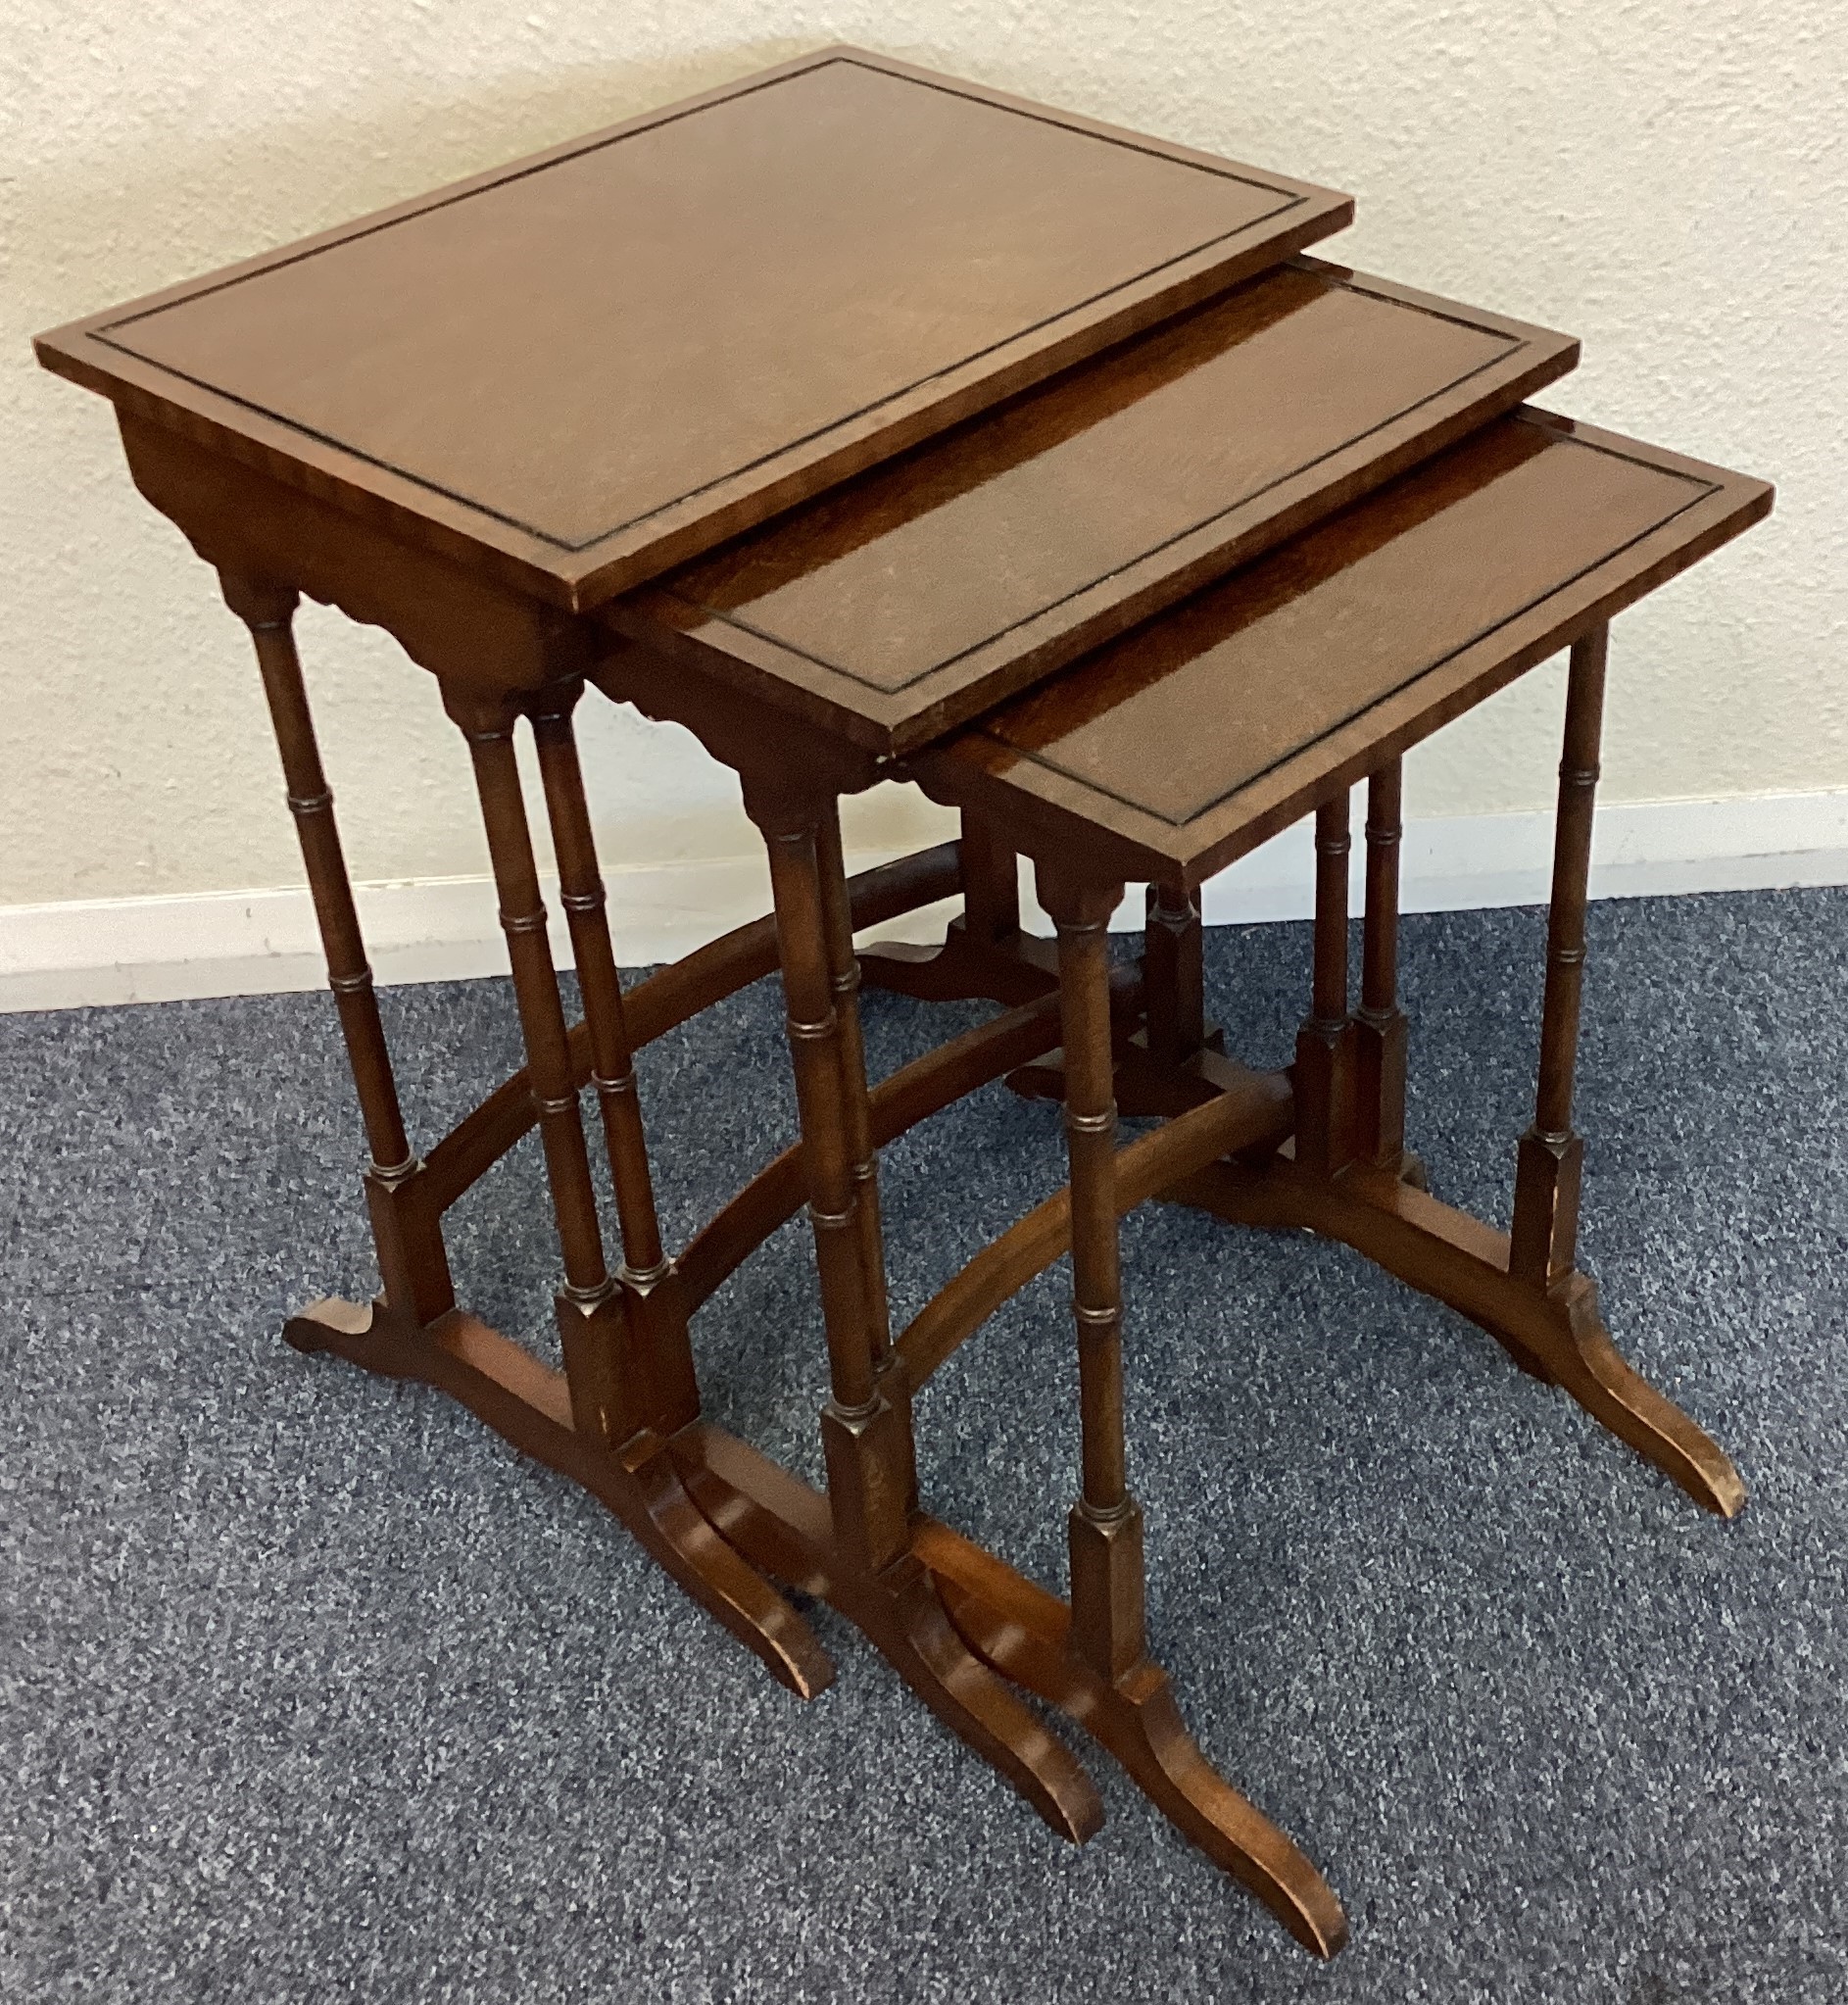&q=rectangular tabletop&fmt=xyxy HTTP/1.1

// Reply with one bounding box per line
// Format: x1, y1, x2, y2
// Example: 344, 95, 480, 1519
612, 261, 1578, 755
911, 411, 1772, 887
34, 47, 1349, 611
